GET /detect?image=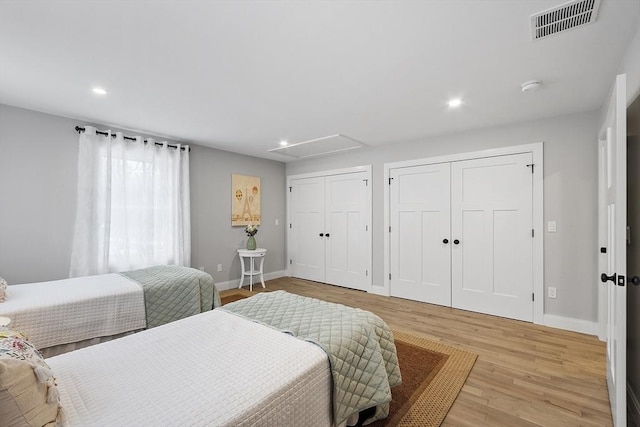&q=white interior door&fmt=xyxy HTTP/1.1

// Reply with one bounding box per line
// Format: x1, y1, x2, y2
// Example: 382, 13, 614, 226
451, 153, 533, 321
389, 163, 451, 306
599, 74, 627, 427
289, 176, 325, 282
324, 172, 370, 291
